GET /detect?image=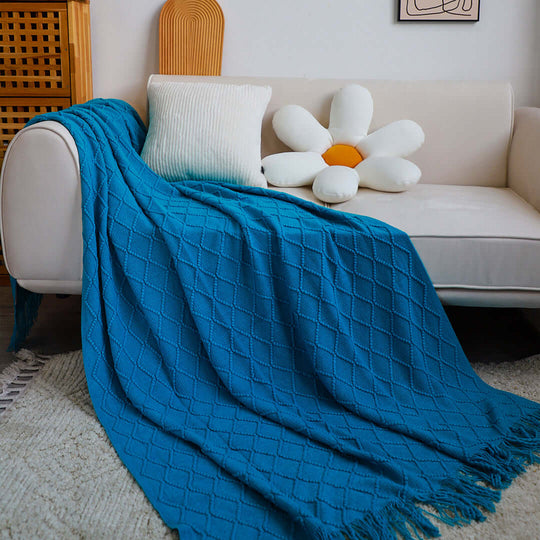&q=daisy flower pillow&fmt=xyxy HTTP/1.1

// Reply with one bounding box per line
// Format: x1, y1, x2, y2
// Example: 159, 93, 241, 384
262, 85, 425, 203
142, 81, 271, 187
